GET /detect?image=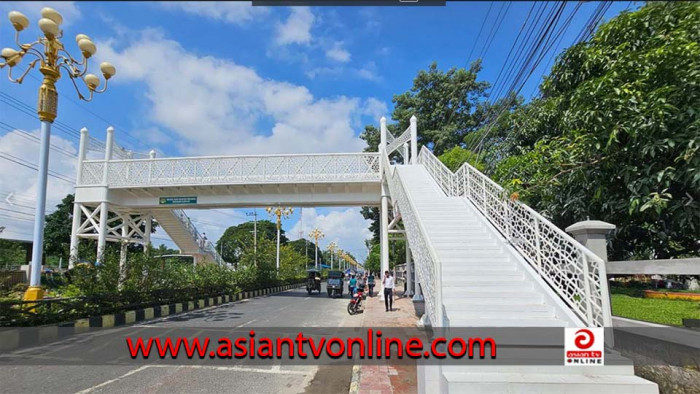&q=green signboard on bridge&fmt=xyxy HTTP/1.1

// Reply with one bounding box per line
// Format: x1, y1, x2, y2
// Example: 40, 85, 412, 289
159, 196, 197, 205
